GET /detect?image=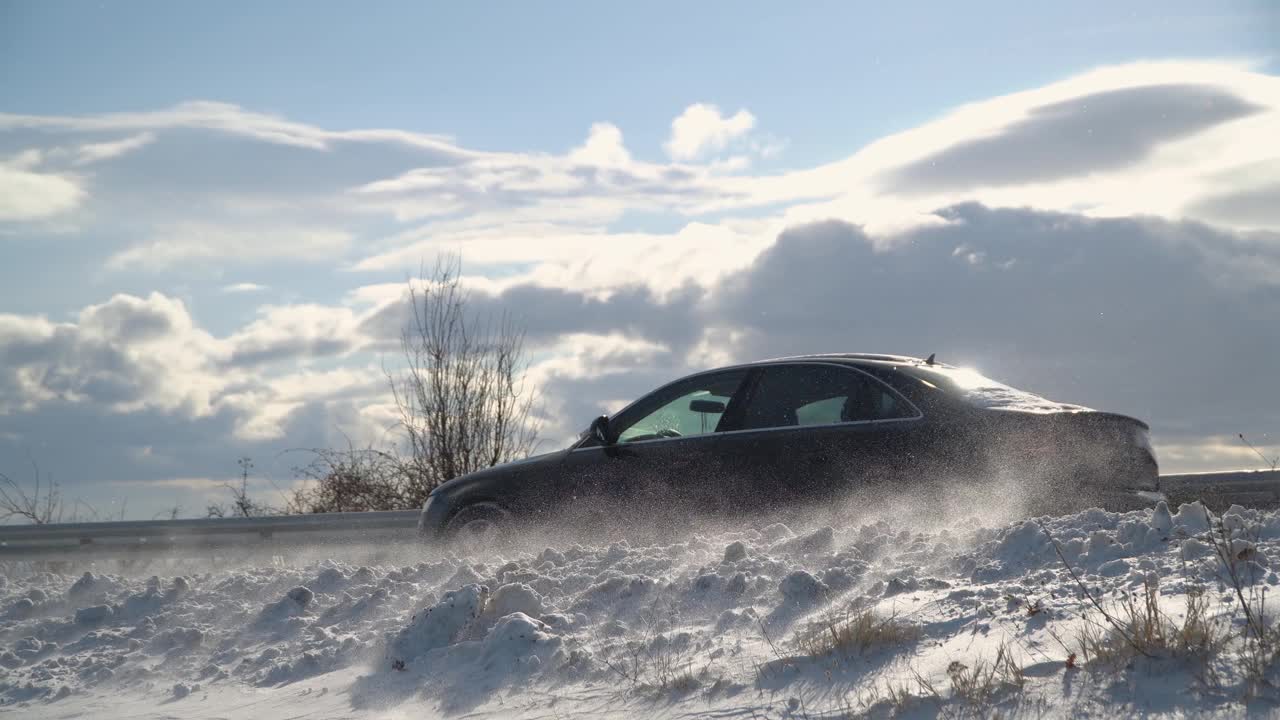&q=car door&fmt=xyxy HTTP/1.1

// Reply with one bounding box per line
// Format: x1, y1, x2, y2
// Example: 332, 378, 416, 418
559, 368, 751, 526
714, 362, 927, 511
